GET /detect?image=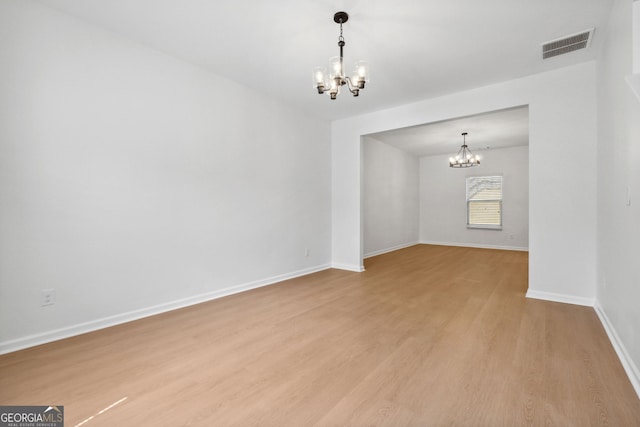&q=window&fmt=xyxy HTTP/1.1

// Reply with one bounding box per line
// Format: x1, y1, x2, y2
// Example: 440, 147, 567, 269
466, 175, 502, 229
